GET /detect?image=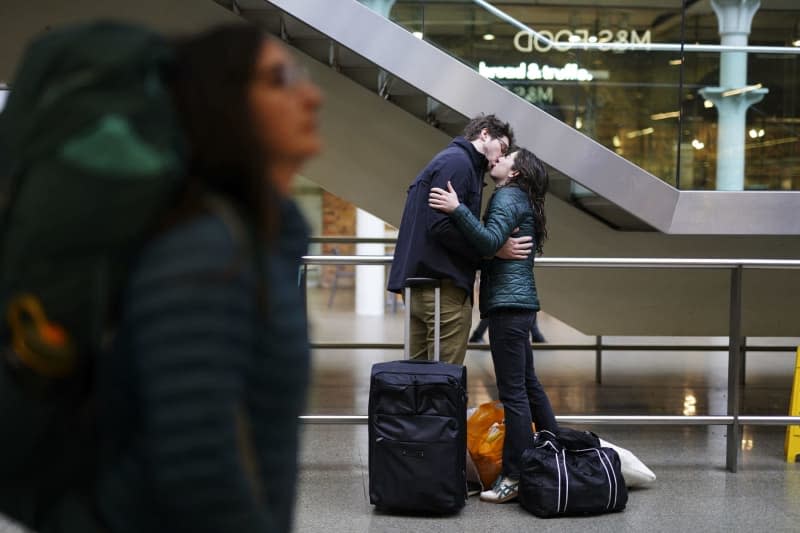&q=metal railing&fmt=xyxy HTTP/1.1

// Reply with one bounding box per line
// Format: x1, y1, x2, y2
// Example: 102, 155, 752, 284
299, 254, 800, 472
